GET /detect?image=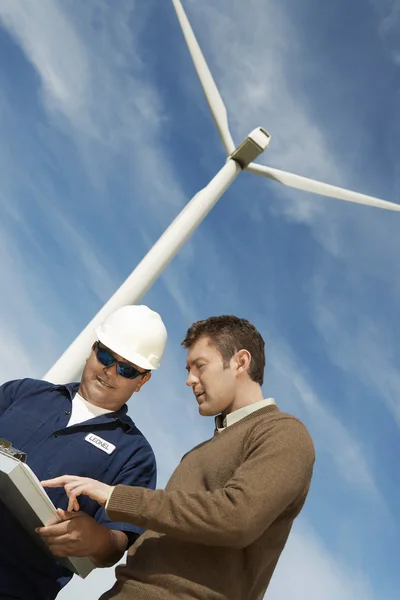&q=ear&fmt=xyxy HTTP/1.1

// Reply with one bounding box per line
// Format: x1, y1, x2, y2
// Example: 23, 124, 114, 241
235, 349, 251, 376
135, 371, 152, 392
